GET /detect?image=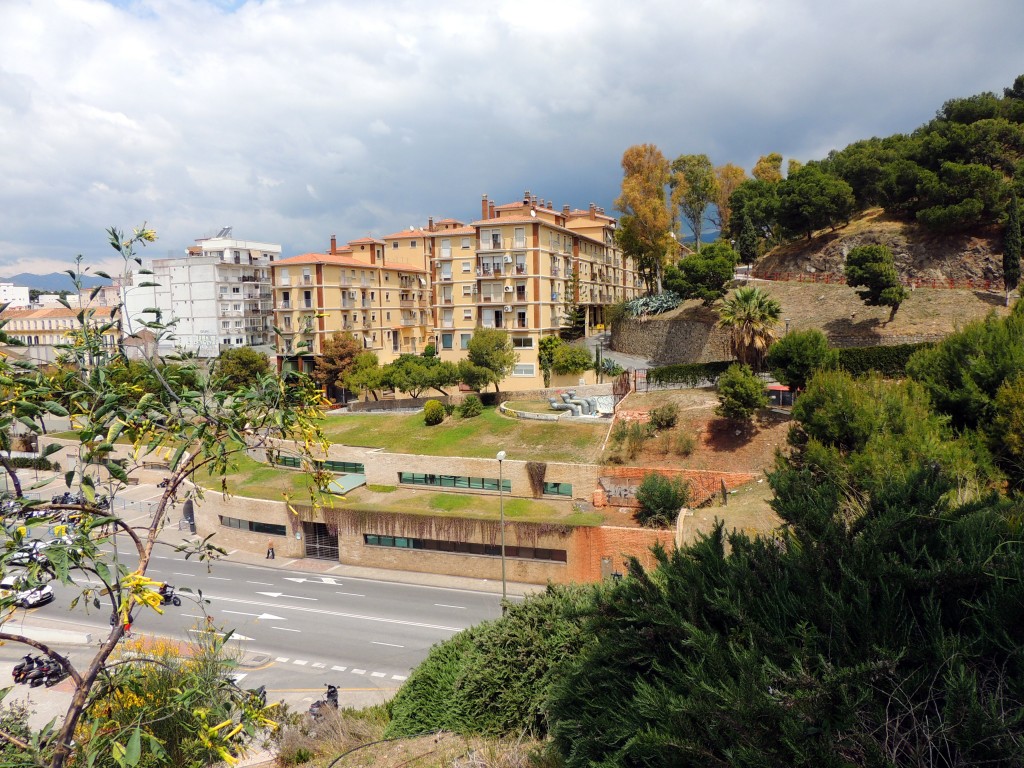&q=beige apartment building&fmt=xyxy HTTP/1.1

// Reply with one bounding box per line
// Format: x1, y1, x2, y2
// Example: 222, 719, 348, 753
426, 192, 640, 389
0, 306, 118, 364
272, 236, 431, 388
273, 192, 641, 396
